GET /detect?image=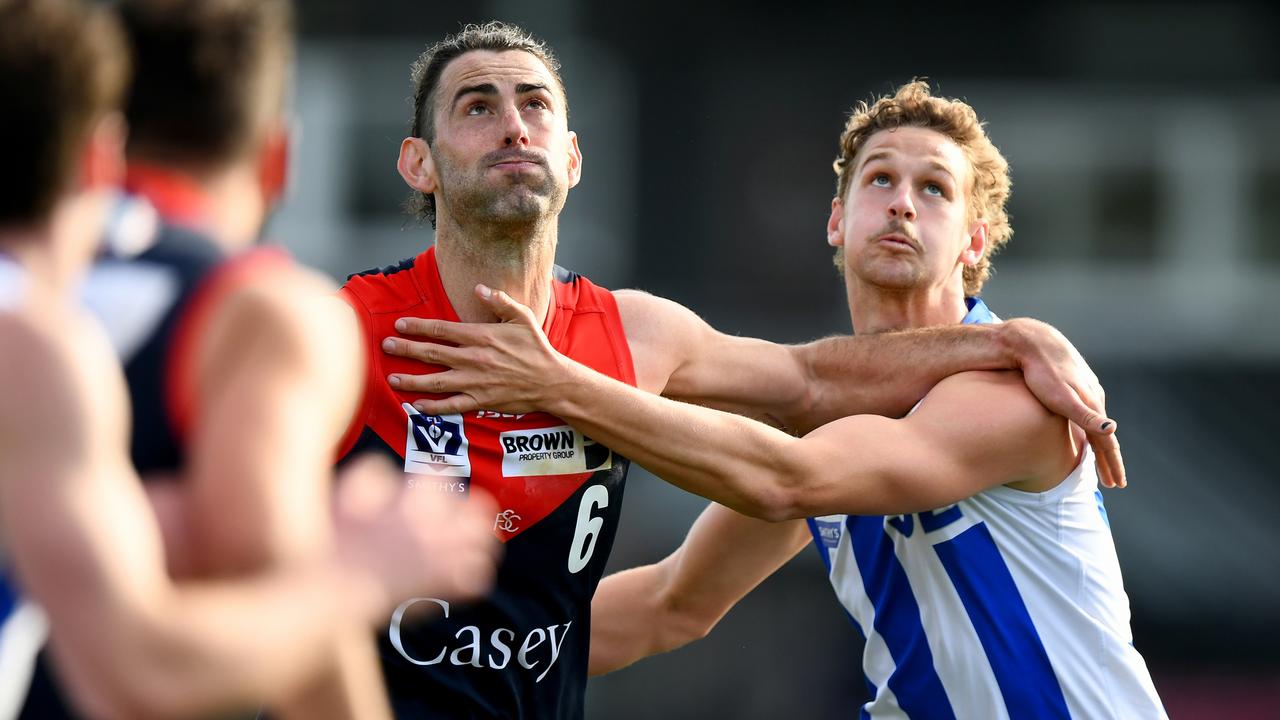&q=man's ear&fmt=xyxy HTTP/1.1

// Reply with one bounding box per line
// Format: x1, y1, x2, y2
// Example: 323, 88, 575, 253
397, 136, 437, 194
79, 112, 126, 191
960, 220, 988, 267
565, 131, 583, 189
258, 120, 291, 208
827, 197, 846, 248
